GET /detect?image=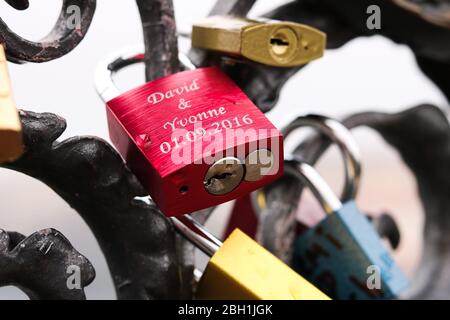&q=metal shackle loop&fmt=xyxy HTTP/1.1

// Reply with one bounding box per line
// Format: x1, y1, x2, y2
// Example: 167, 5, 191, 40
170, 215, 221, 257
284, 156, 342, 215
282, 114, 361, 203
95, 44, 196, 102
